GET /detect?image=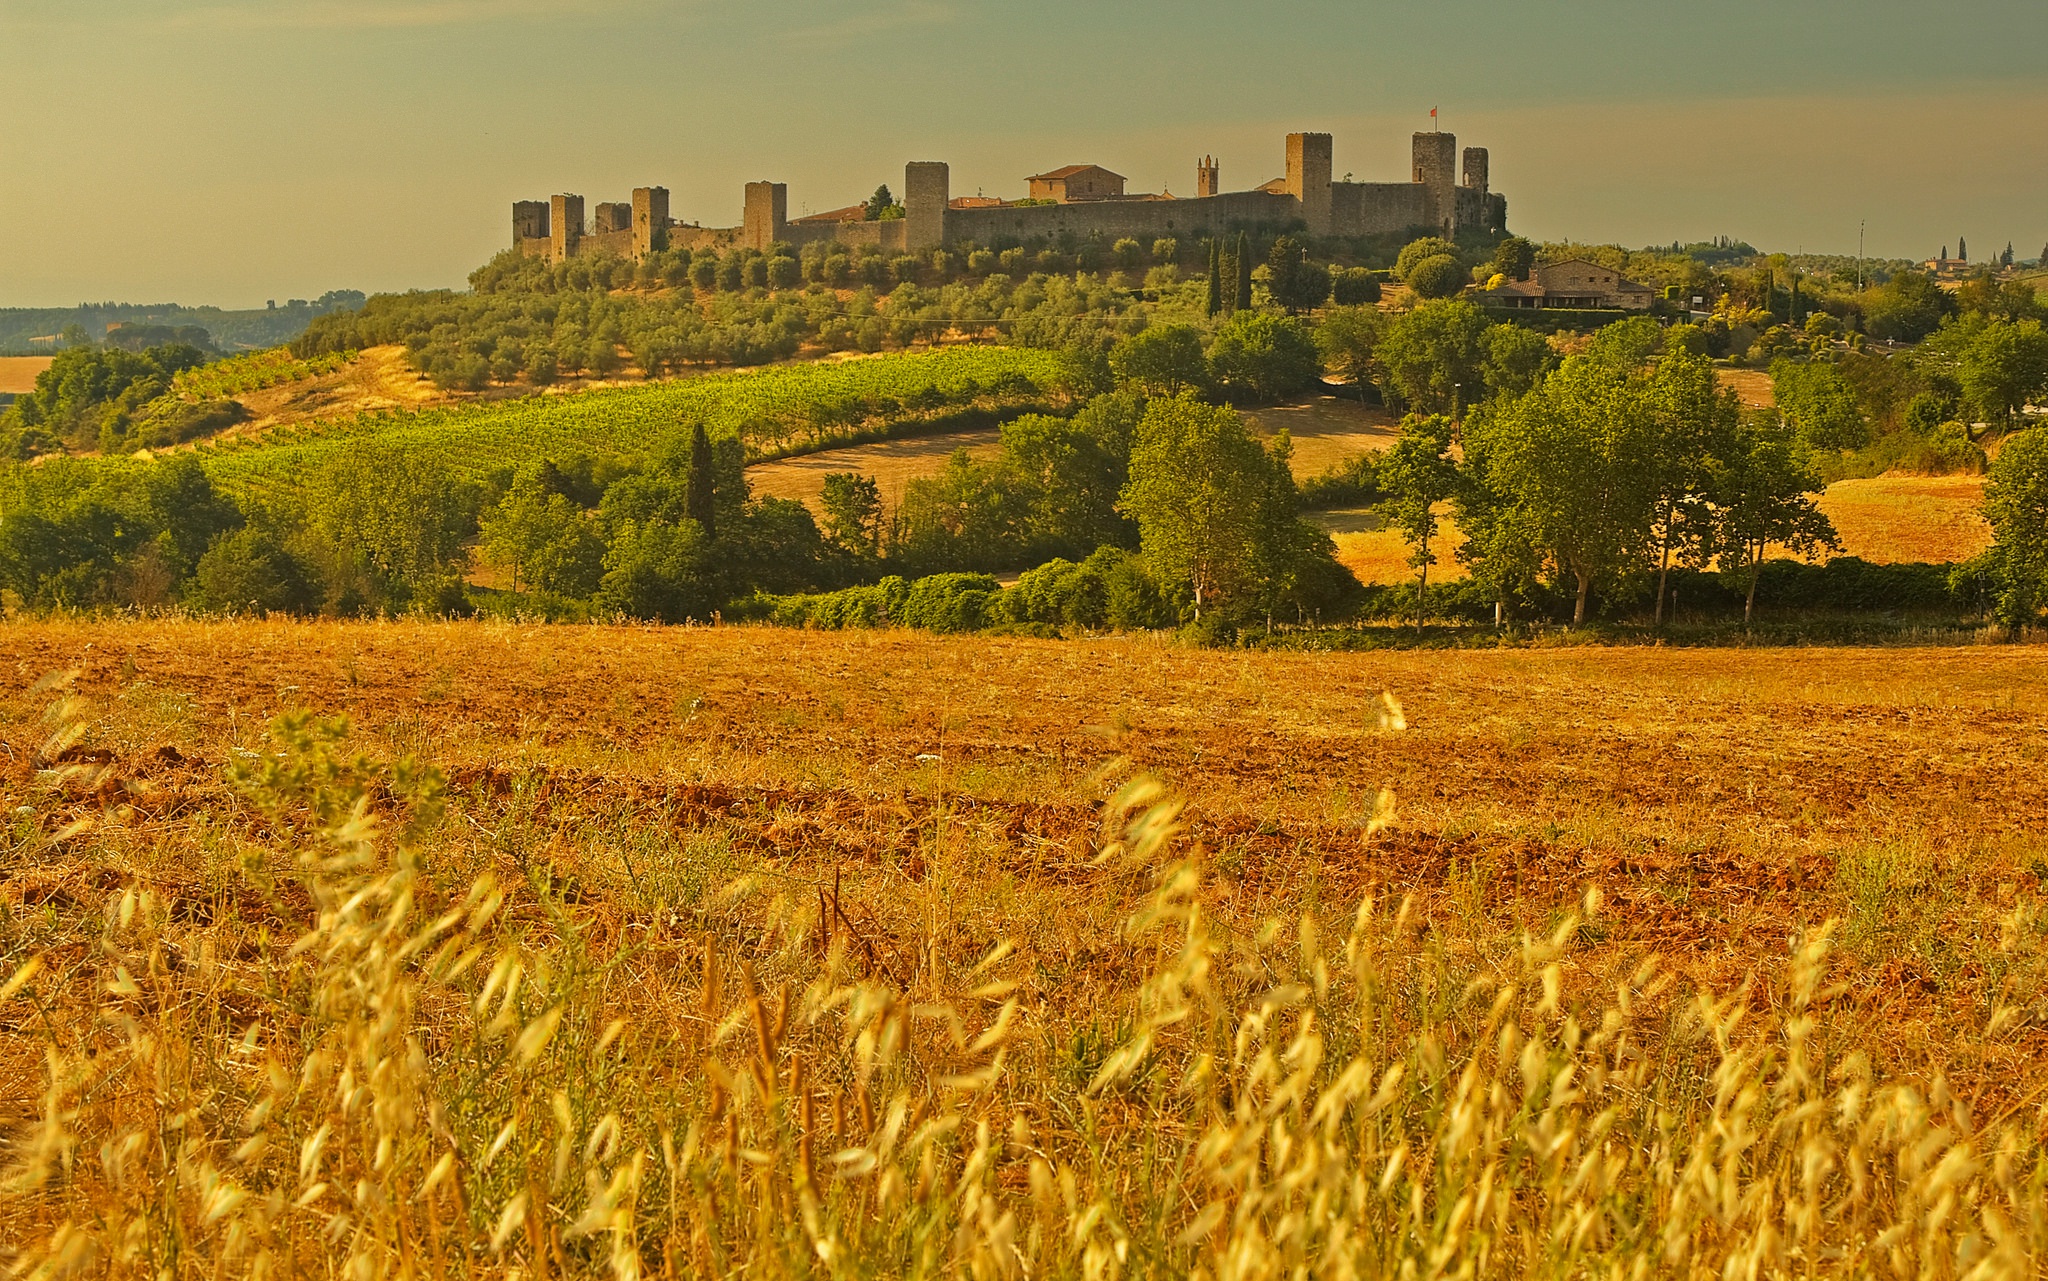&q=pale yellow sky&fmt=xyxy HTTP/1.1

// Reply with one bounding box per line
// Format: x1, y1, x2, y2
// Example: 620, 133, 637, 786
3, 0, 2044, 306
